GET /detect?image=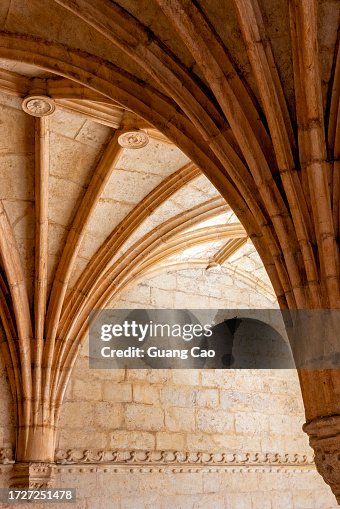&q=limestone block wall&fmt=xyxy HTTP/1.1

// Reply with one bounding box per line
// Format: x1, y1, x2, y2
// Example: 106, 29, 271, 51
52, 267, 338, 508
58, 365, 308, 456
59, 267, 294, 453
0, 467, 337, 509
0, 267, 338, 507
116, 266, 277, 310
